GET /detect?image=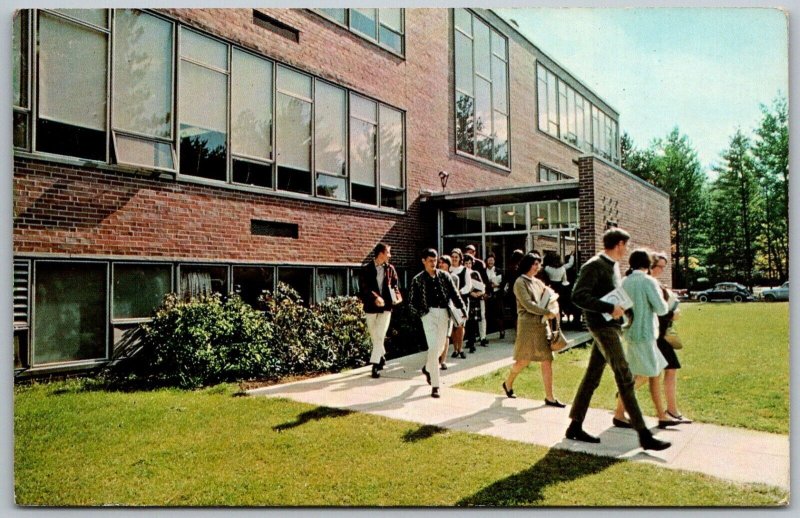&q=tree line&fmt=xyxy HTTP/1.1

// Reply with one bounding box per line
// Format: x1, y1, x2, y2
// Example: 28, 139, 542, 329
620, 95, 788, 289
